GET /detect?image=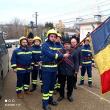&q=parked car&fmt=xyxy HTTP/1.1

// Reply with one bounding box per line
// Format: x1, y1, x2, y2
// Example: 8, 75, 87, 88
0, 33, 10, 99
6, 43, 12, 48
